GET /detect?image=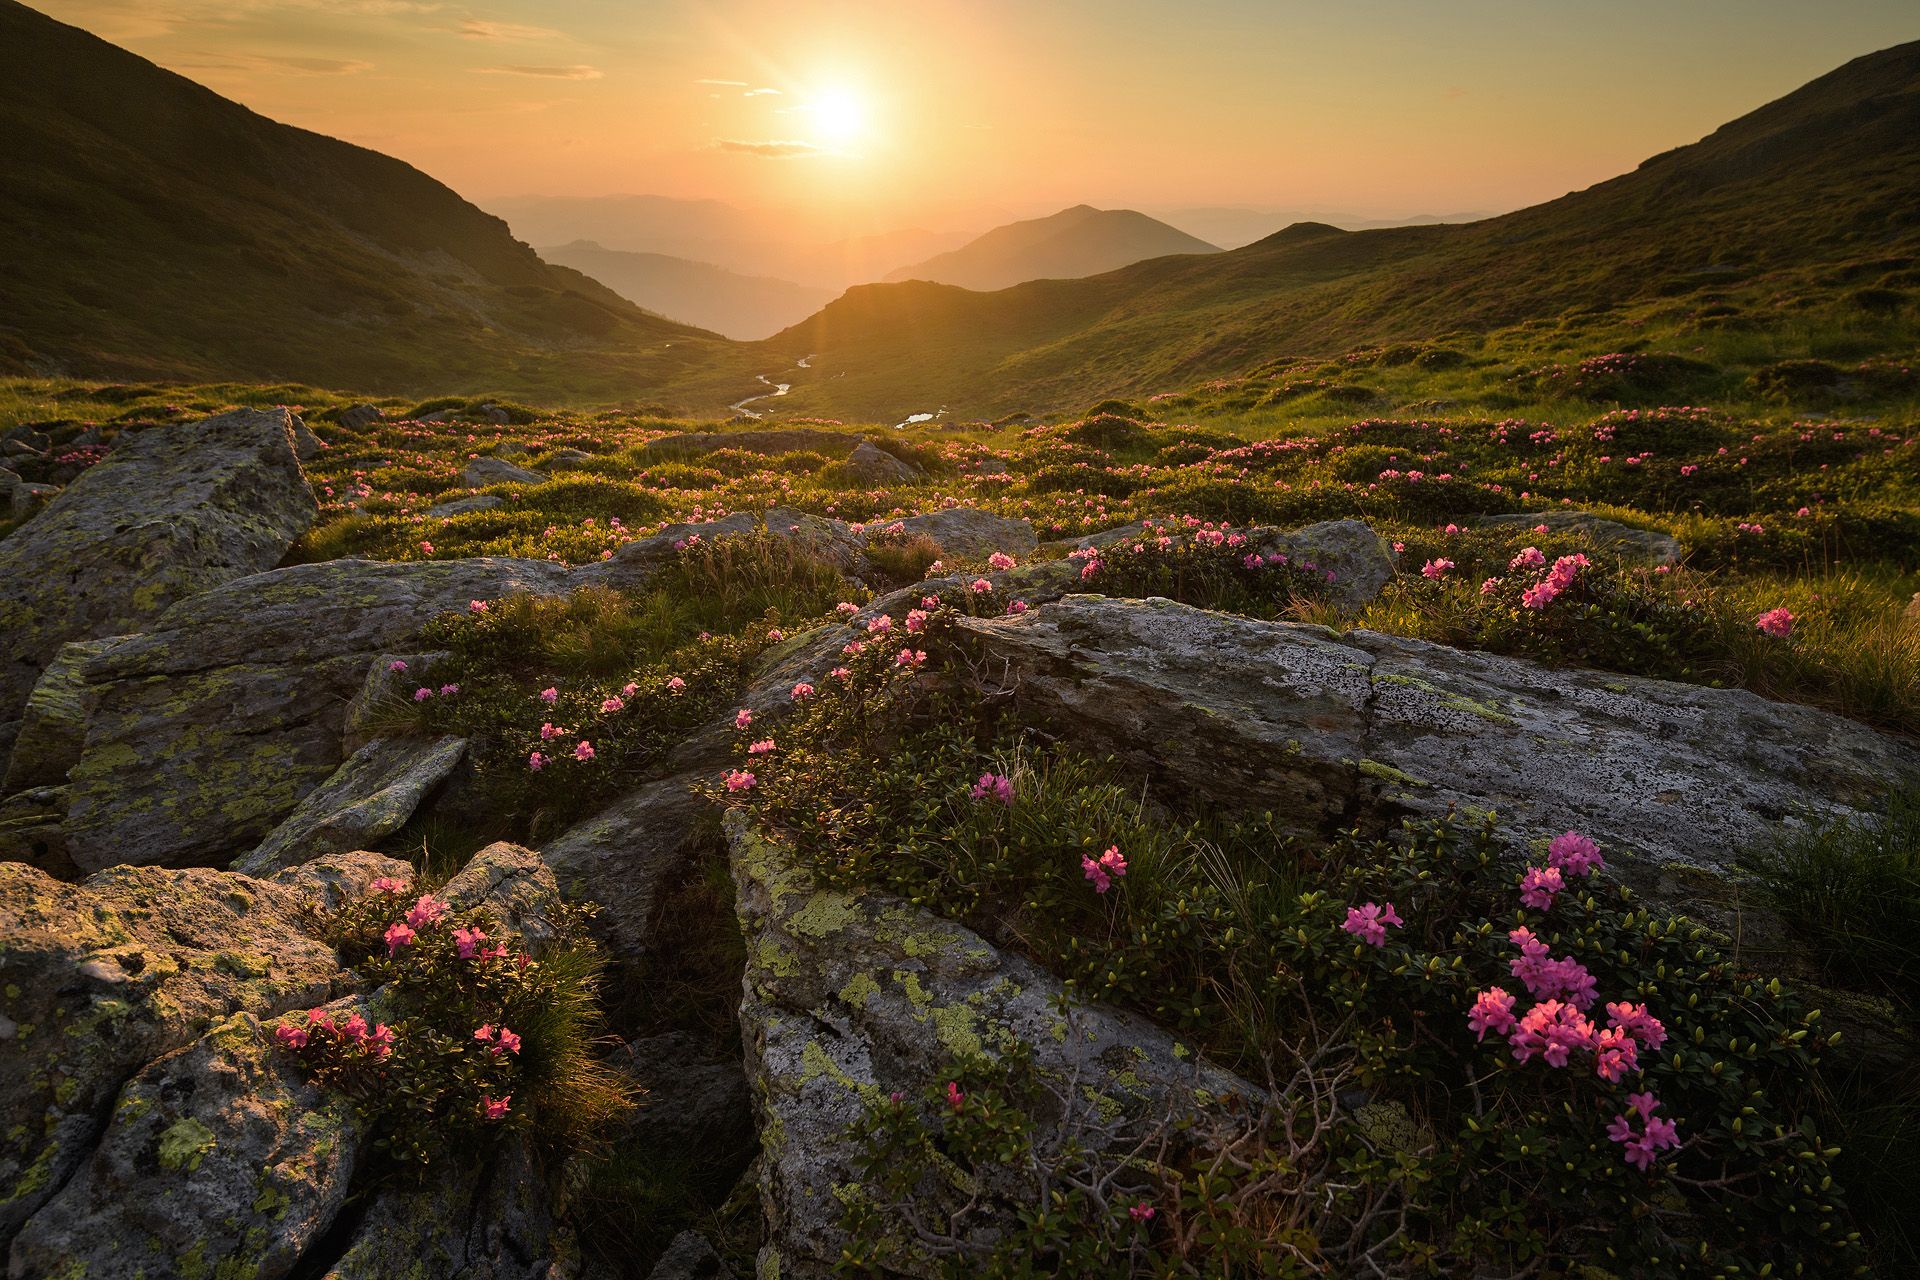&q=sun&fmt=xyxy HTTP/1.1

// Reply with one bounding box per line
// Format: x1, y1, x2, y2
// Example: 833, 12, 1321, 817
806, 85, 868, 148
